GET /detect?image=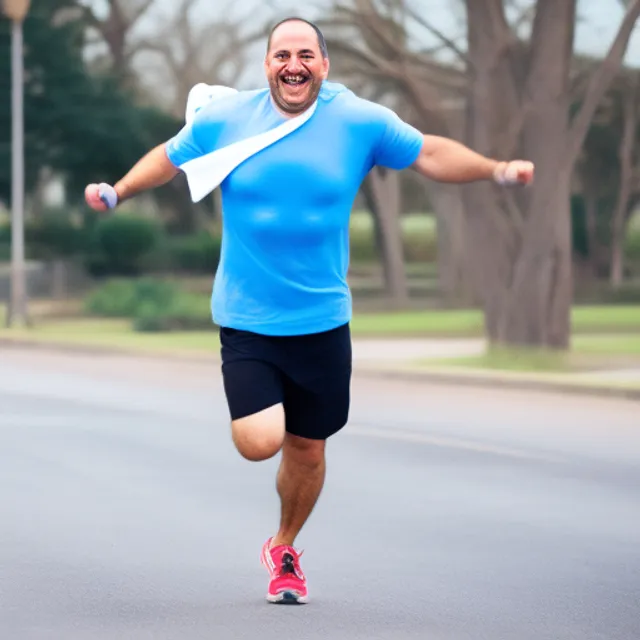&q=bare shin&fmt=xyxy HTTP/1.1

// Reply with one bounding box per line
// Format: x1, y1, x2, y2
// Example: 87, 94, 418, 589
272, 433, 326, 548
